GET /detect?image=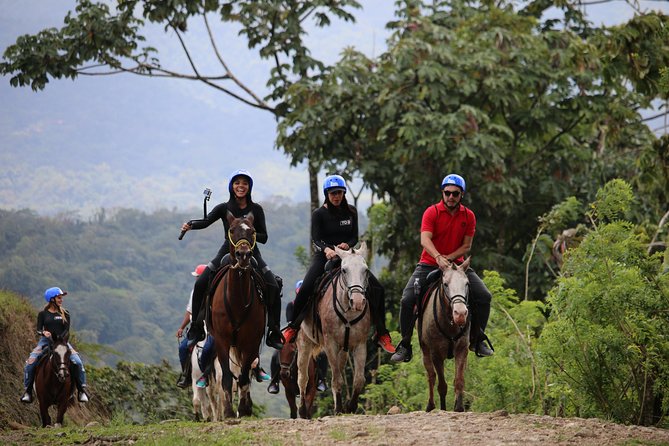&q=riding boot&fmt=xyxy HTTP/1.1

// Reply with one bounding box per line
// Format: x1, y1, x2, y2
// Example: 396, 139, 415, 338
391, 304, 416, 362
469, 304, 494, 357
72, 363, 89, 402
176, 358, 192, 388
20, 386, 33, 404
264, 272, 284, 350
